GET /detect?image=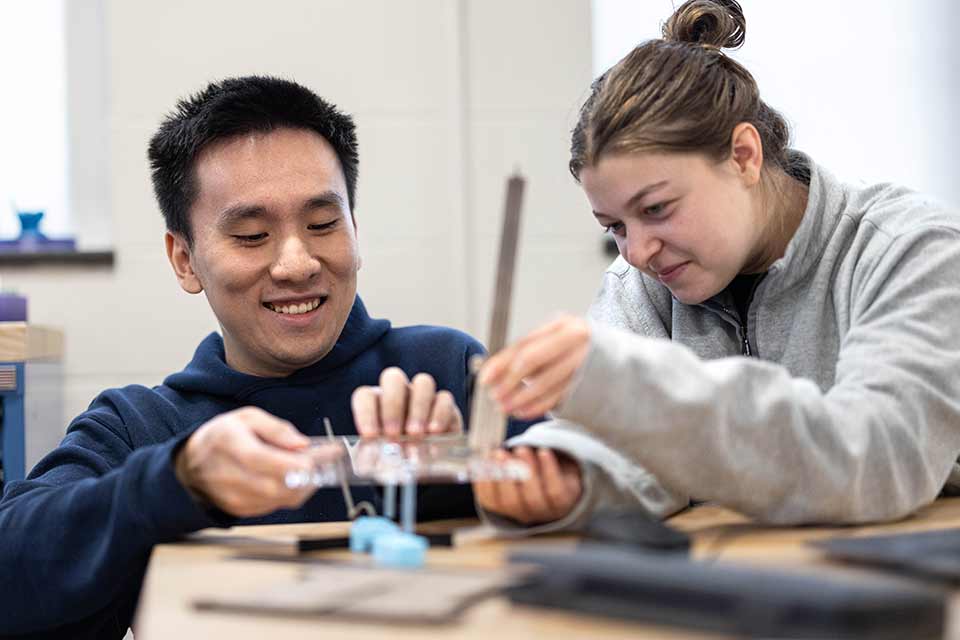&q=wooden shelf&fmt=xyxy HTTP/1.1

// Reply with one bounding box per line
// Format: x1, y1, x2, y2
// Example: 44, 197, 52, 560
0, 250, 114, 267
